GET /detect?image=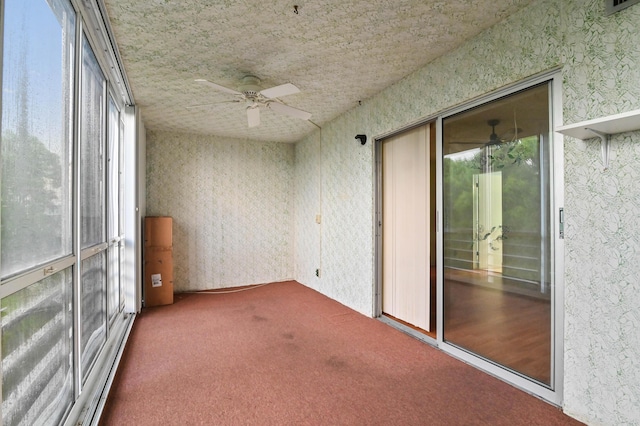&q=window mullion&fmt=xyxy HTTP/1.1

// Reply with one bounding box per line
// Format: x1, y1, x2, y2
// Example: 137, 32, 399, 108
72, 12, 84, 404
0, 256, 76, 300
